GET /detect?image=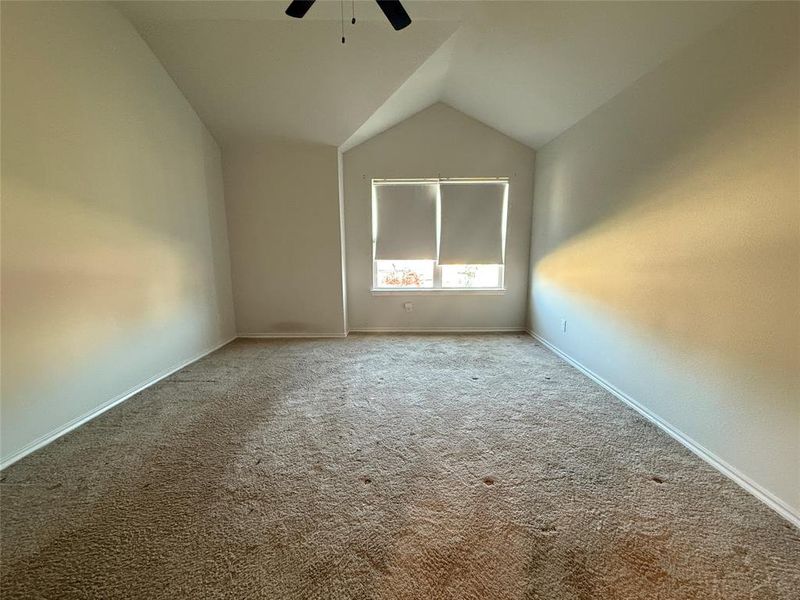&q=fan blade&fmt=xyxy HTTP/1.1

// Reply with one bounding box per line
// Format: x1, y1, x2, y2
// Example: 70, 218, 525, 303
286, 0, 316, 19
375, 0, 411, 31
